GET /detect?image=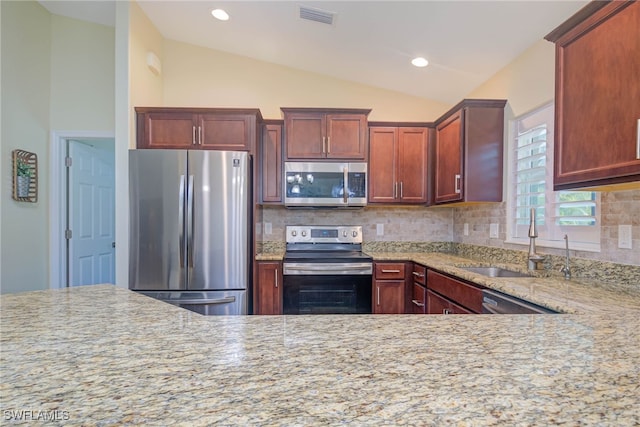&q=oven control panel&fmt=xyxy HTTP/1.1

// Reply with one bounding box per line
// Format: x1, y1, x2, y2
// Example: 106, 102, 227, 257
286, 226, 363, 244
